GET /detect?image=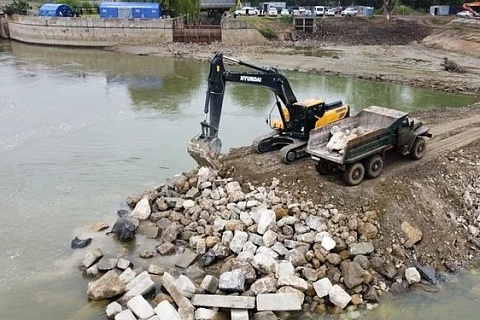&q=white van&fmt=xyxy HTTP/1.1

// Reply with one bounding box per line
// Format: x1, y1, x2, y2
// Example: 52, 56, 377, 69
314, 6, 325, 16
